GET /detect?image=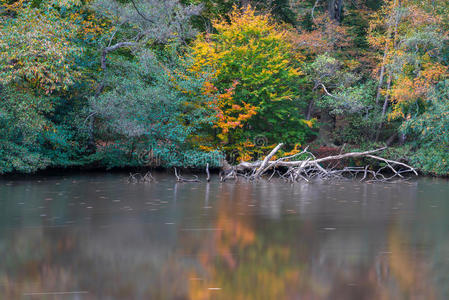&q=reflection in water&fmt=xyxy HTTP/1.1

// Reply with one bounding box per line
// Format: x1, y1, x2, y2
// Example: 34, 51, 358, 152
0, 174, 448, 299
189, 184, 299, 300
